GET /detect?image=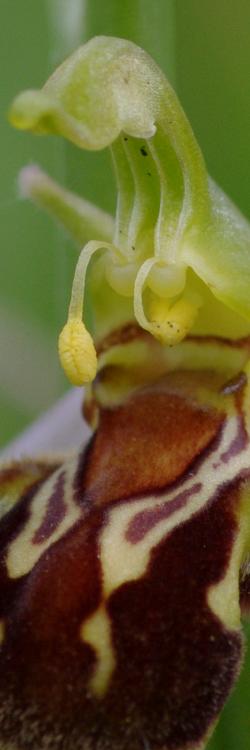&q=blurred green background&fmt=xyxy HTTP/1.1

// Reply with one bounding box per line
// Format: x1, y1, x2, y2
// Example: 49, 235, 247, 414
0, 1, 250, 745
